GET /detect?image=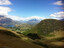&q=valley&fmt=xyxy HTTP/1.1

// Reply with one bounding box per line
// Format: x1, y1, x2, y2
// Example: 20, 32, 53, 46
0, 0, 64, 48
0, 18, 64, 48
